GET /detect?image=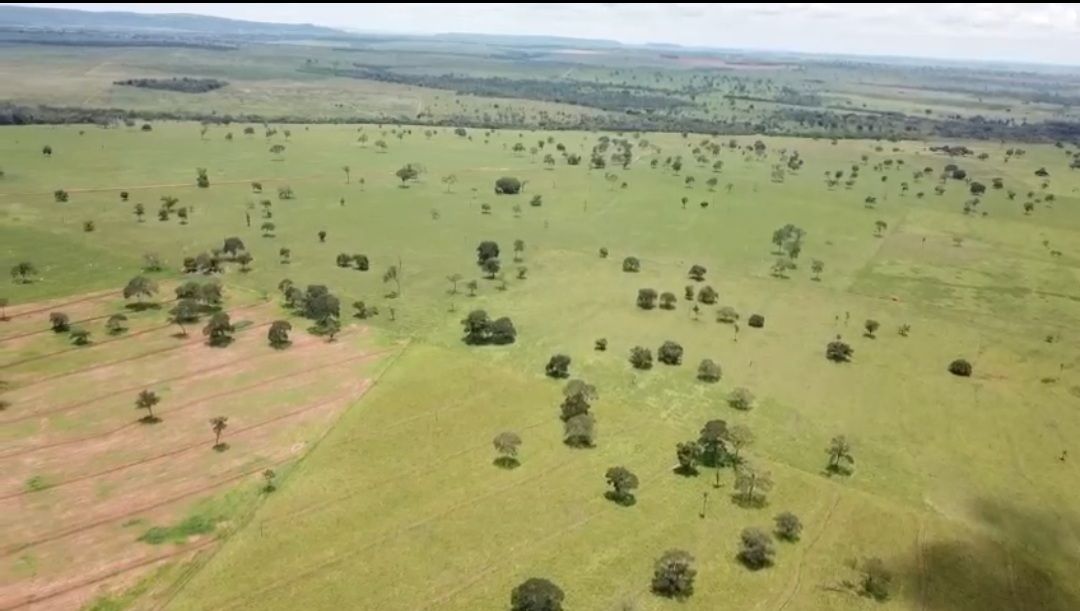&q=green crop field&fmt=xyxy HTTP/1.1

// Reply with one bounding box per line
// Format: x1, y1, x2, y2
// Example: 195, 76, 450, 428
2, 119, 1079, 611
2, 7, 1080, 610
